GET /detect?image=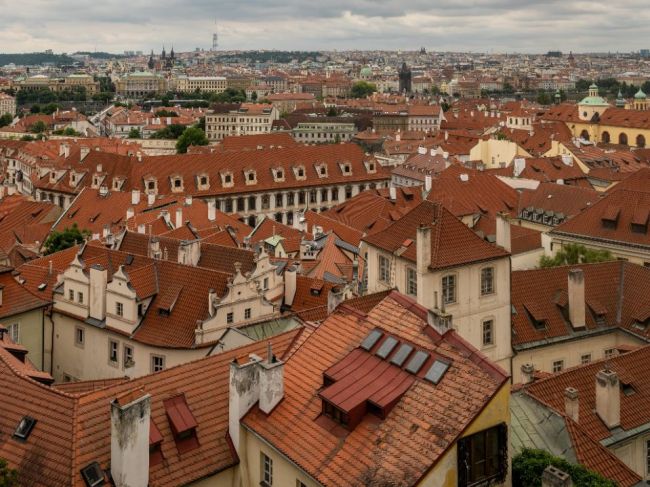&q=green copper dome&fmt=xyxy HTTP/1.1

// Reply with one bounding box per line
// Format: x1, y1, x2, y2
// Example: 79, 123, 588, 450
634, 88, 647, 99
359, 66, 372, 77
